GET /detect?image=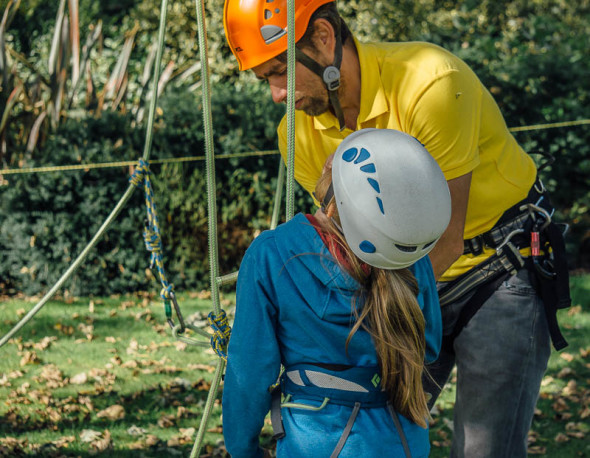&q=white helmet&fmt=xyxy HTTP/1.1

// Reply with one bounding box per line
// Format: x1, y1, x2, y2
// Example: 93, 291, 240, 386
331, 128, 451, 269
